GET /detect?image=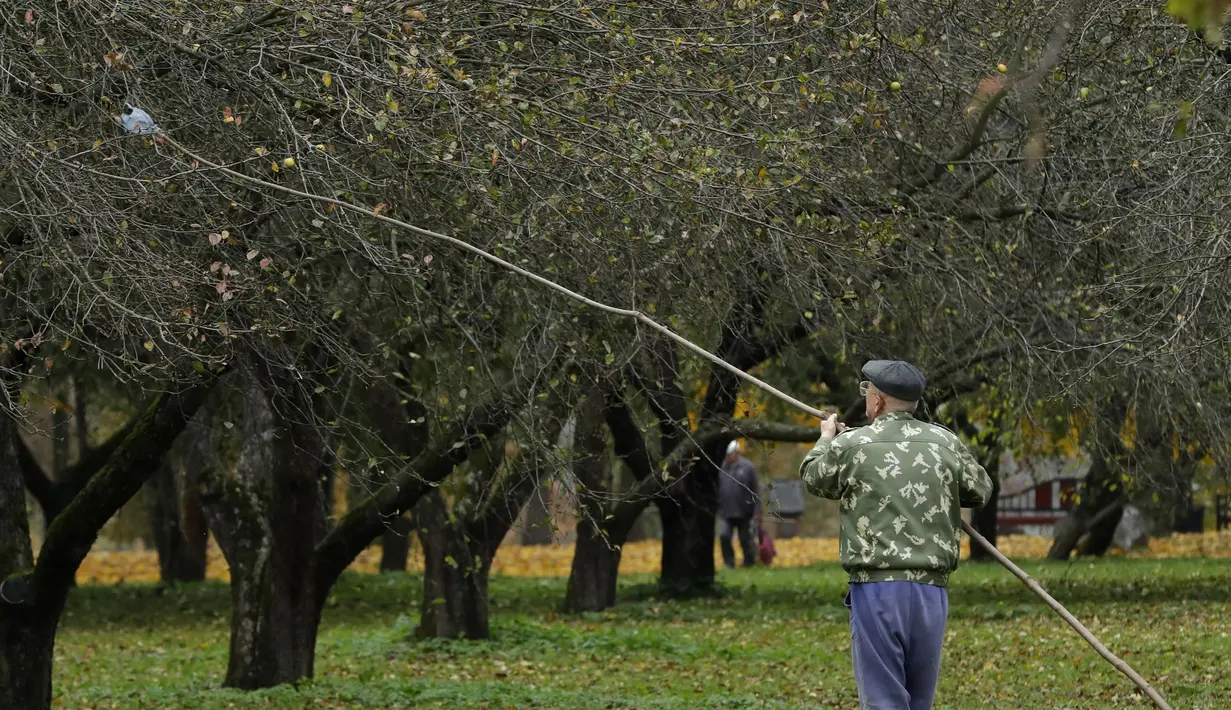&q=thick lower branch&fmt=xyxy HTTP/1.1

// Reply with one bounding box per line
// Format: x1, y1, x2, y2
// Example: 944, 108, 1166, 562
313, 388, 522, 604
29, 383, 213, 609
